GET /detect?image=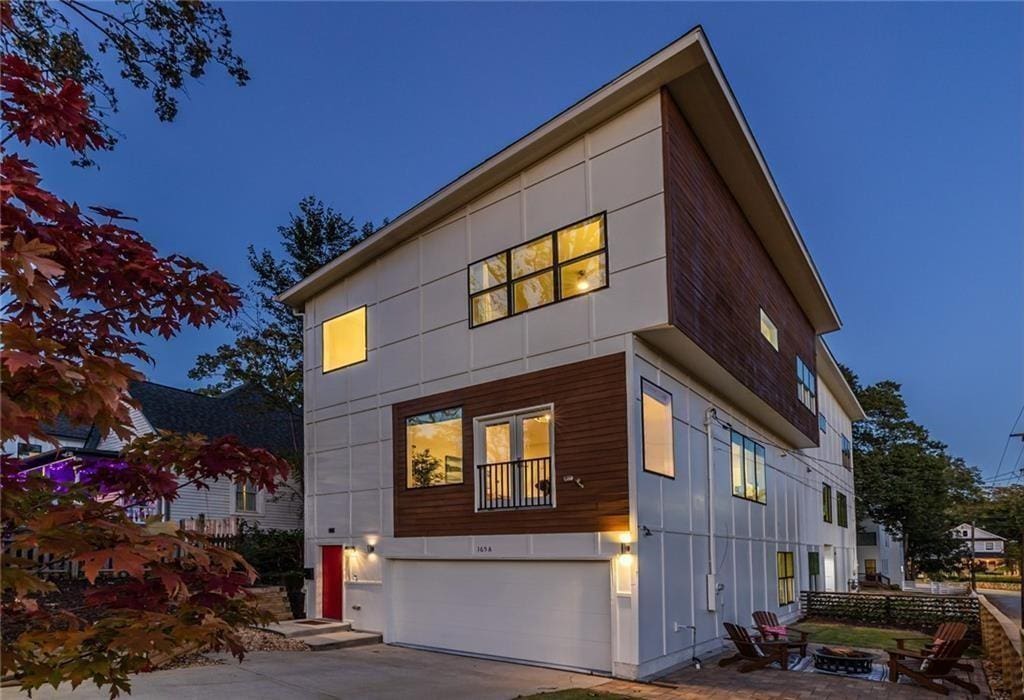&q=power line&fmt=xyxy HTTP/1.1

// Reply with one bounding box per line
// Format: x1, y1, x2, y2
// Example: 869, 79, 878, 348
990, 403, 1024, 484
